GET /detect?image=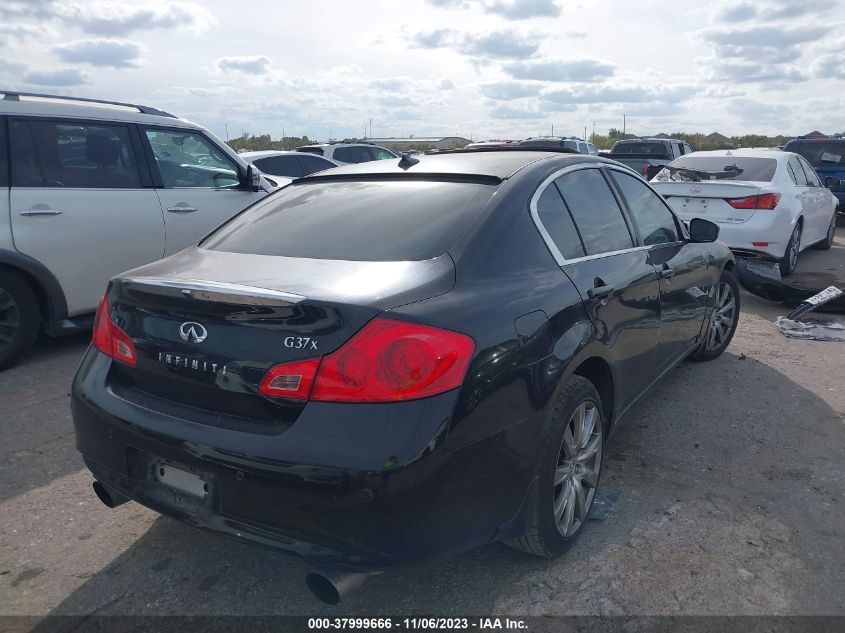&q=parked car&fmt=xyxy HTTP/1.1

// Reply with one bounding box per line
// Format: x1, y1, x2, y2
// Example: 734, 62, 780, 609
72, 148, 740, 603
652, 149, 839, 276
519, 136, 598, 155
607, 138, 693, 180
464, 140, 521, 150
240, 150, 340, 179
295, 142, 398, 164
783, 137, 845, 214
0, 90, 271, 369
